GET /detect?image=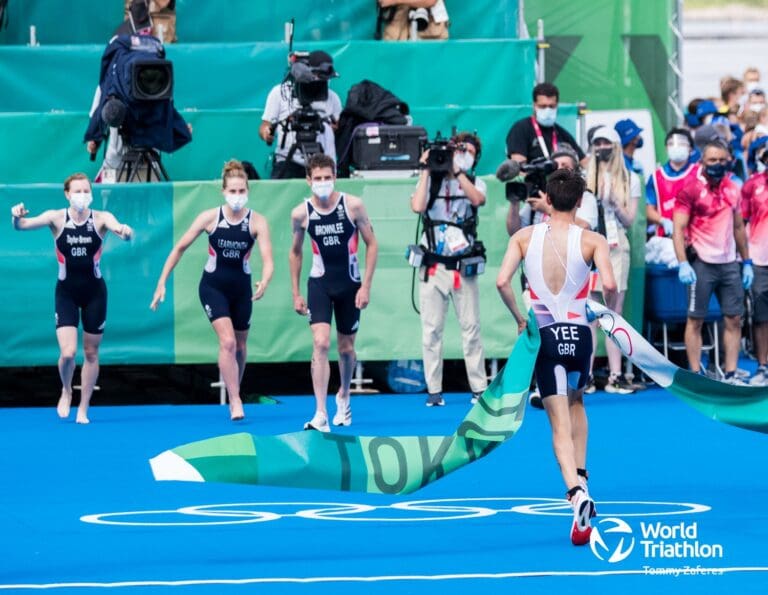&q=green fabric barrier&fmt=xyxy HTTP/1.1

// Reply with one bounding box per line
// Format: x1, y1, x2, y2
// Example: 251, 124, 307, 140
0, 40, 535, 112
0, 0, 518, 45
0, 182, 176, 366
150, 322, 538, 494
0, 105, 578, 183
